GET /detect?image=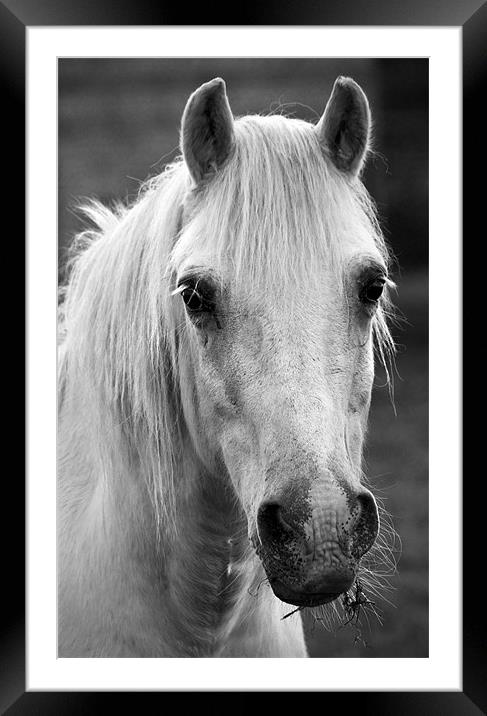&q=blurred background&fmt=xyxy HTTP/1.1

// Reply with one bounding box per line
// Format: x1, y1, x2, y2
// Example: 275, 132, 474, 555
58, 58, 428, 658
